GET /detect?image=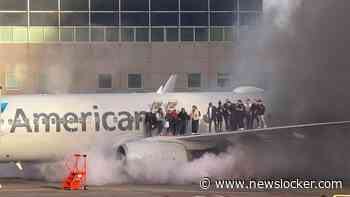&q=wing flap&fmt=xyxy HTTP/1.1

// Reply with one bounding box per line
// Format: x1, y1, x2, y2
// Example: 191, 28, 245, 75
174, 121, 350, 150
